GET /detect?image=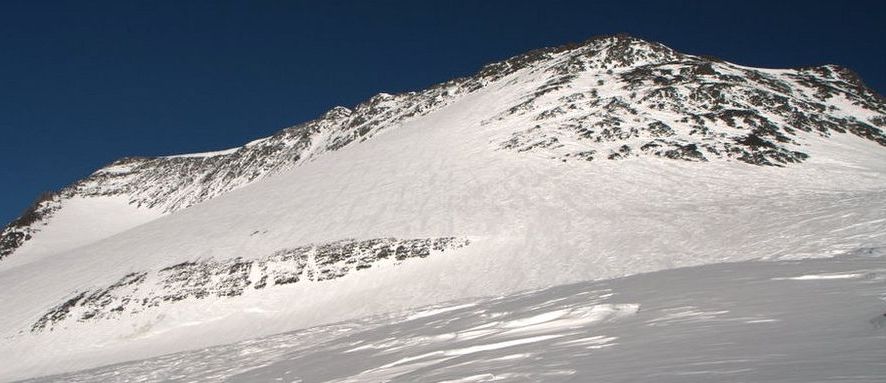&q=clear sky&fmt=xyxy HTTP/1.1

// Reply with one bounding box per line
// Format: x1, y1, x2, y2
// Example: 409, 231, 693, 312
1, 0, 884, 225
